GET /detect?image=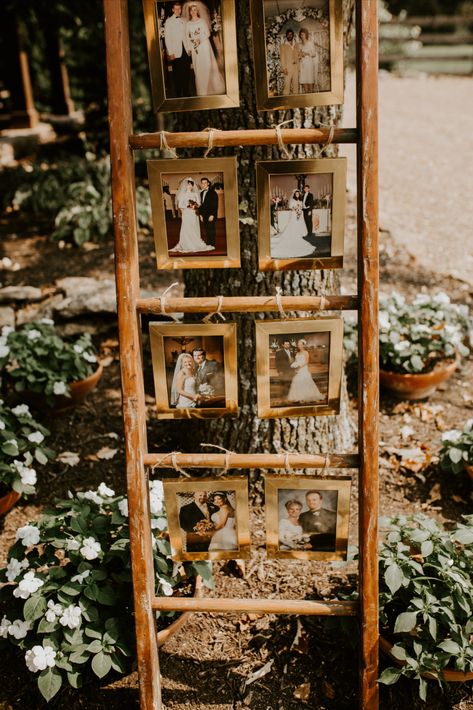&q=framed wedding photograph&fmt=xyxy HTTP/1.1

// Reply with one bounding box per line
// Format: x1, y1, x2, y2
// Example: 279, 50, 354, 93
251, 0, 343, 111
143, 0, 239, 112
257, 158, 346, 271
255, 318, 343, 419
265, 475, 351, 561
147, 157, 240, 270
163, 477, 250, 561
149, 322, 238, 419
